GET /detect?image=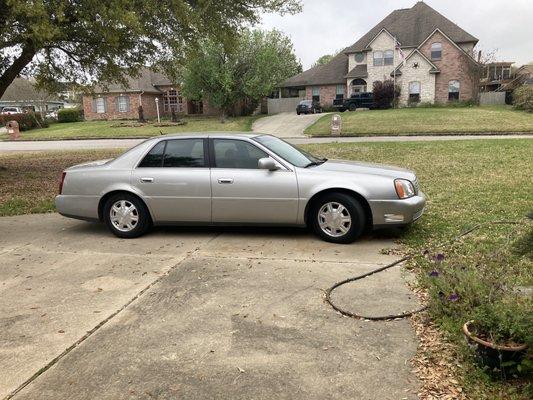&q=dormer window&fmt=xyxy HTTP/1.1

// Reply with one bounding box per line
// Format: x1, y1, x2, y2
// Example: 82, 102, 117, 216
384, 50, 394, 65
354, 52, 364, 63
431, 43, 442, 60
373, 51, 383, 66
